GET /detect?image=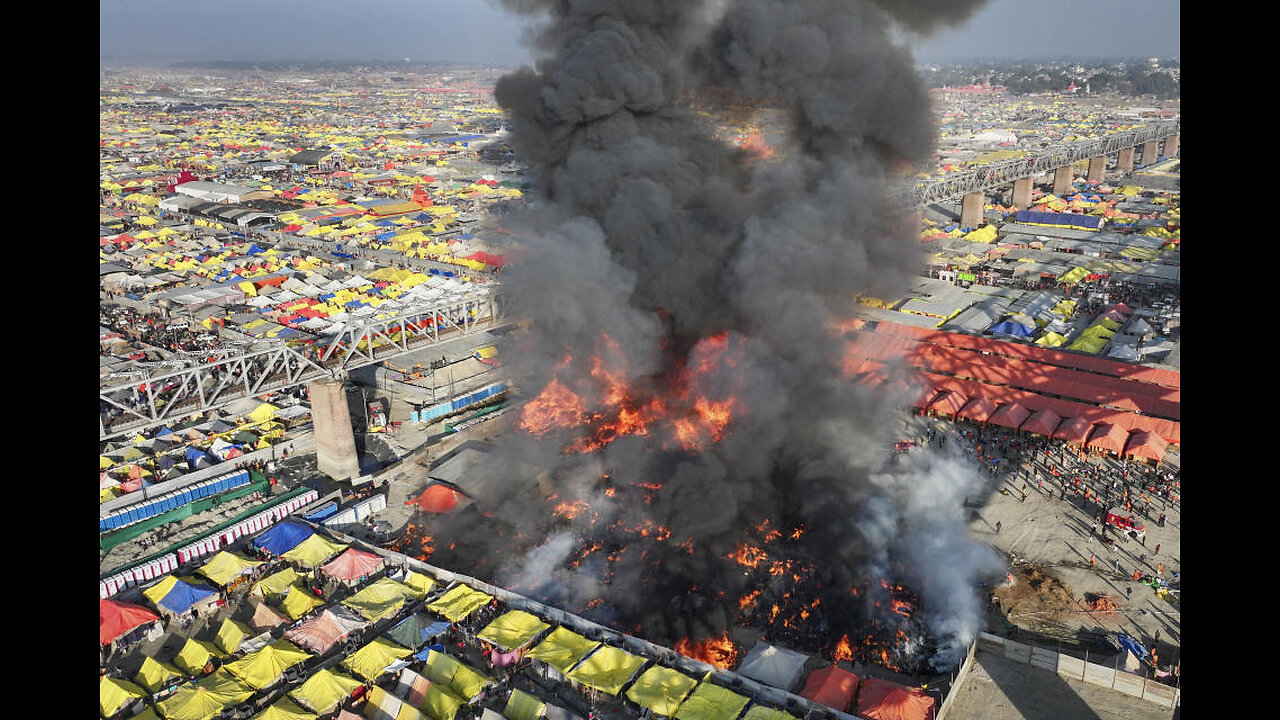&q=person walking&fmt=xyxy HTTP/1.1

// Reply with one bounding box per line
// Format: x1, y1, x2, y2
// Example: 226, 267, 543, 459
1090, 552, 1096, 567
995, 521, 1002, 534
1154, 543, 1160, 556
1126, 586, 1132, 601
